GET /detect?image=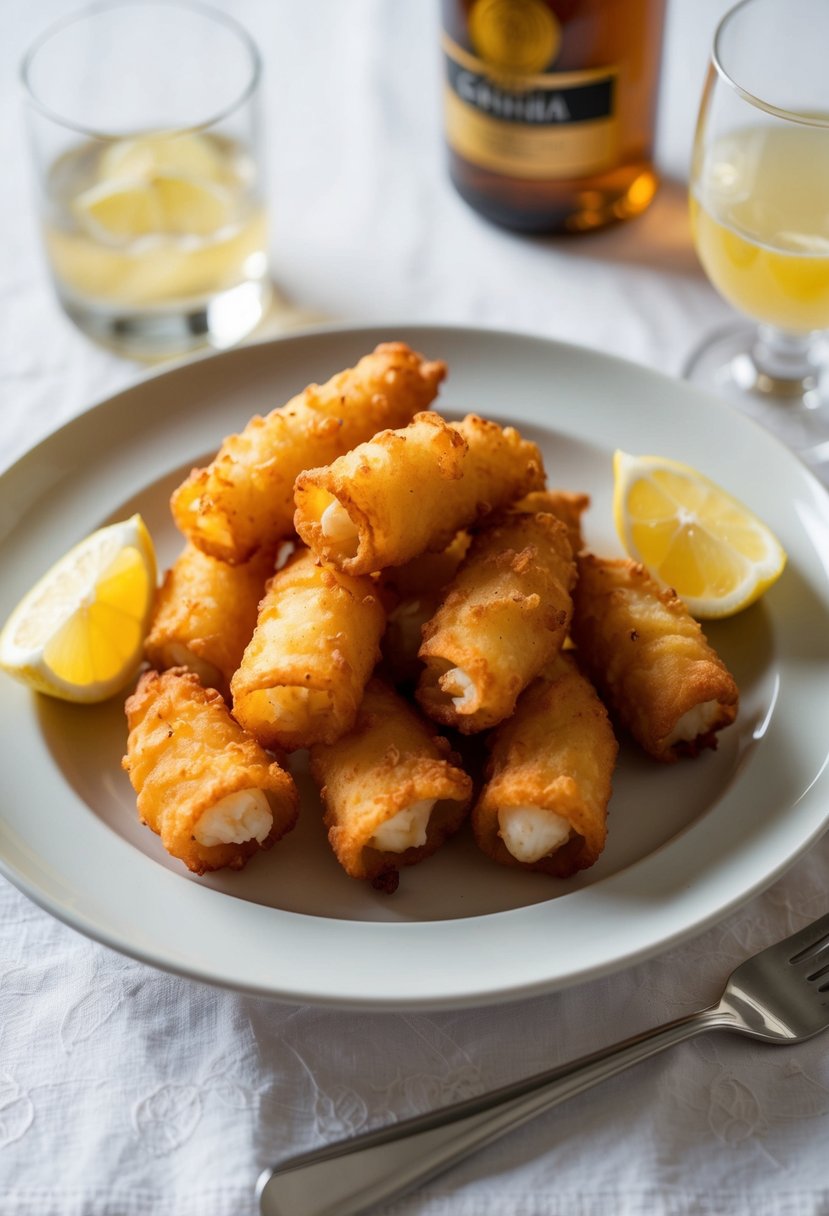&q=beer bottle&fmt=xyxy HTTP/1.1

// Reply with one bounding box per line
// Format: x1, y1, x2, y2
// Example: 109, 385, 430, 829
441, 0, 666, 232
